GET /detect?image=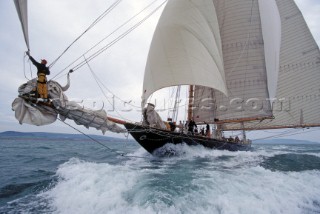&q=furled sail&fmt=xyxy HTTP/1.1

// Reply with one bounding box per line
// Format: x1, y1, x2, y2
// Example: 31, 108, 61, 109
193, 0, 281, 123
12, 77, 125, 134
14, 0, 30, 50
142, 0, 228, 107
